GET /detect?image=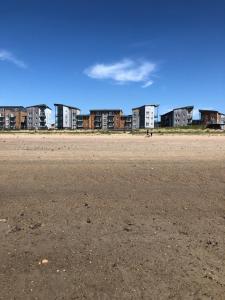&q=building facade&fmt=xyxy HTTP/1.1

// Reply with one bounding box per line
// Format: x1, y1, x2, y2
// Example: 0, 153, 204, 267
54, 104, 80, 129
0, 106, 27, 130
77, 115, 90, 129
132, 105, 158, 129
89, 109, 123, 130
199, 110, 224, 126
161, 106, 193, 127
26, 104, 52, 129
120, 115, 132, 130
